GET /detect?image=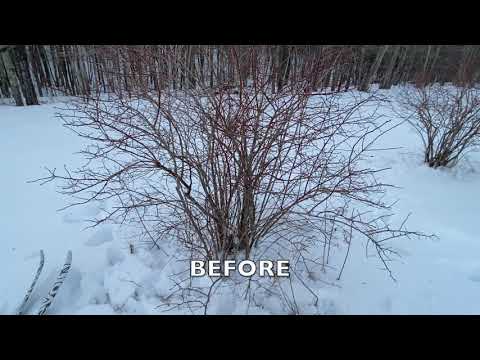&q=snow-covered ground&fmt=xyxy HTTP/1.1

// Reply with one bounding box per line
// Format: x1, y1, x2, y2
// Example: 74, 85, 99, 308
1, 88, 480, 315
